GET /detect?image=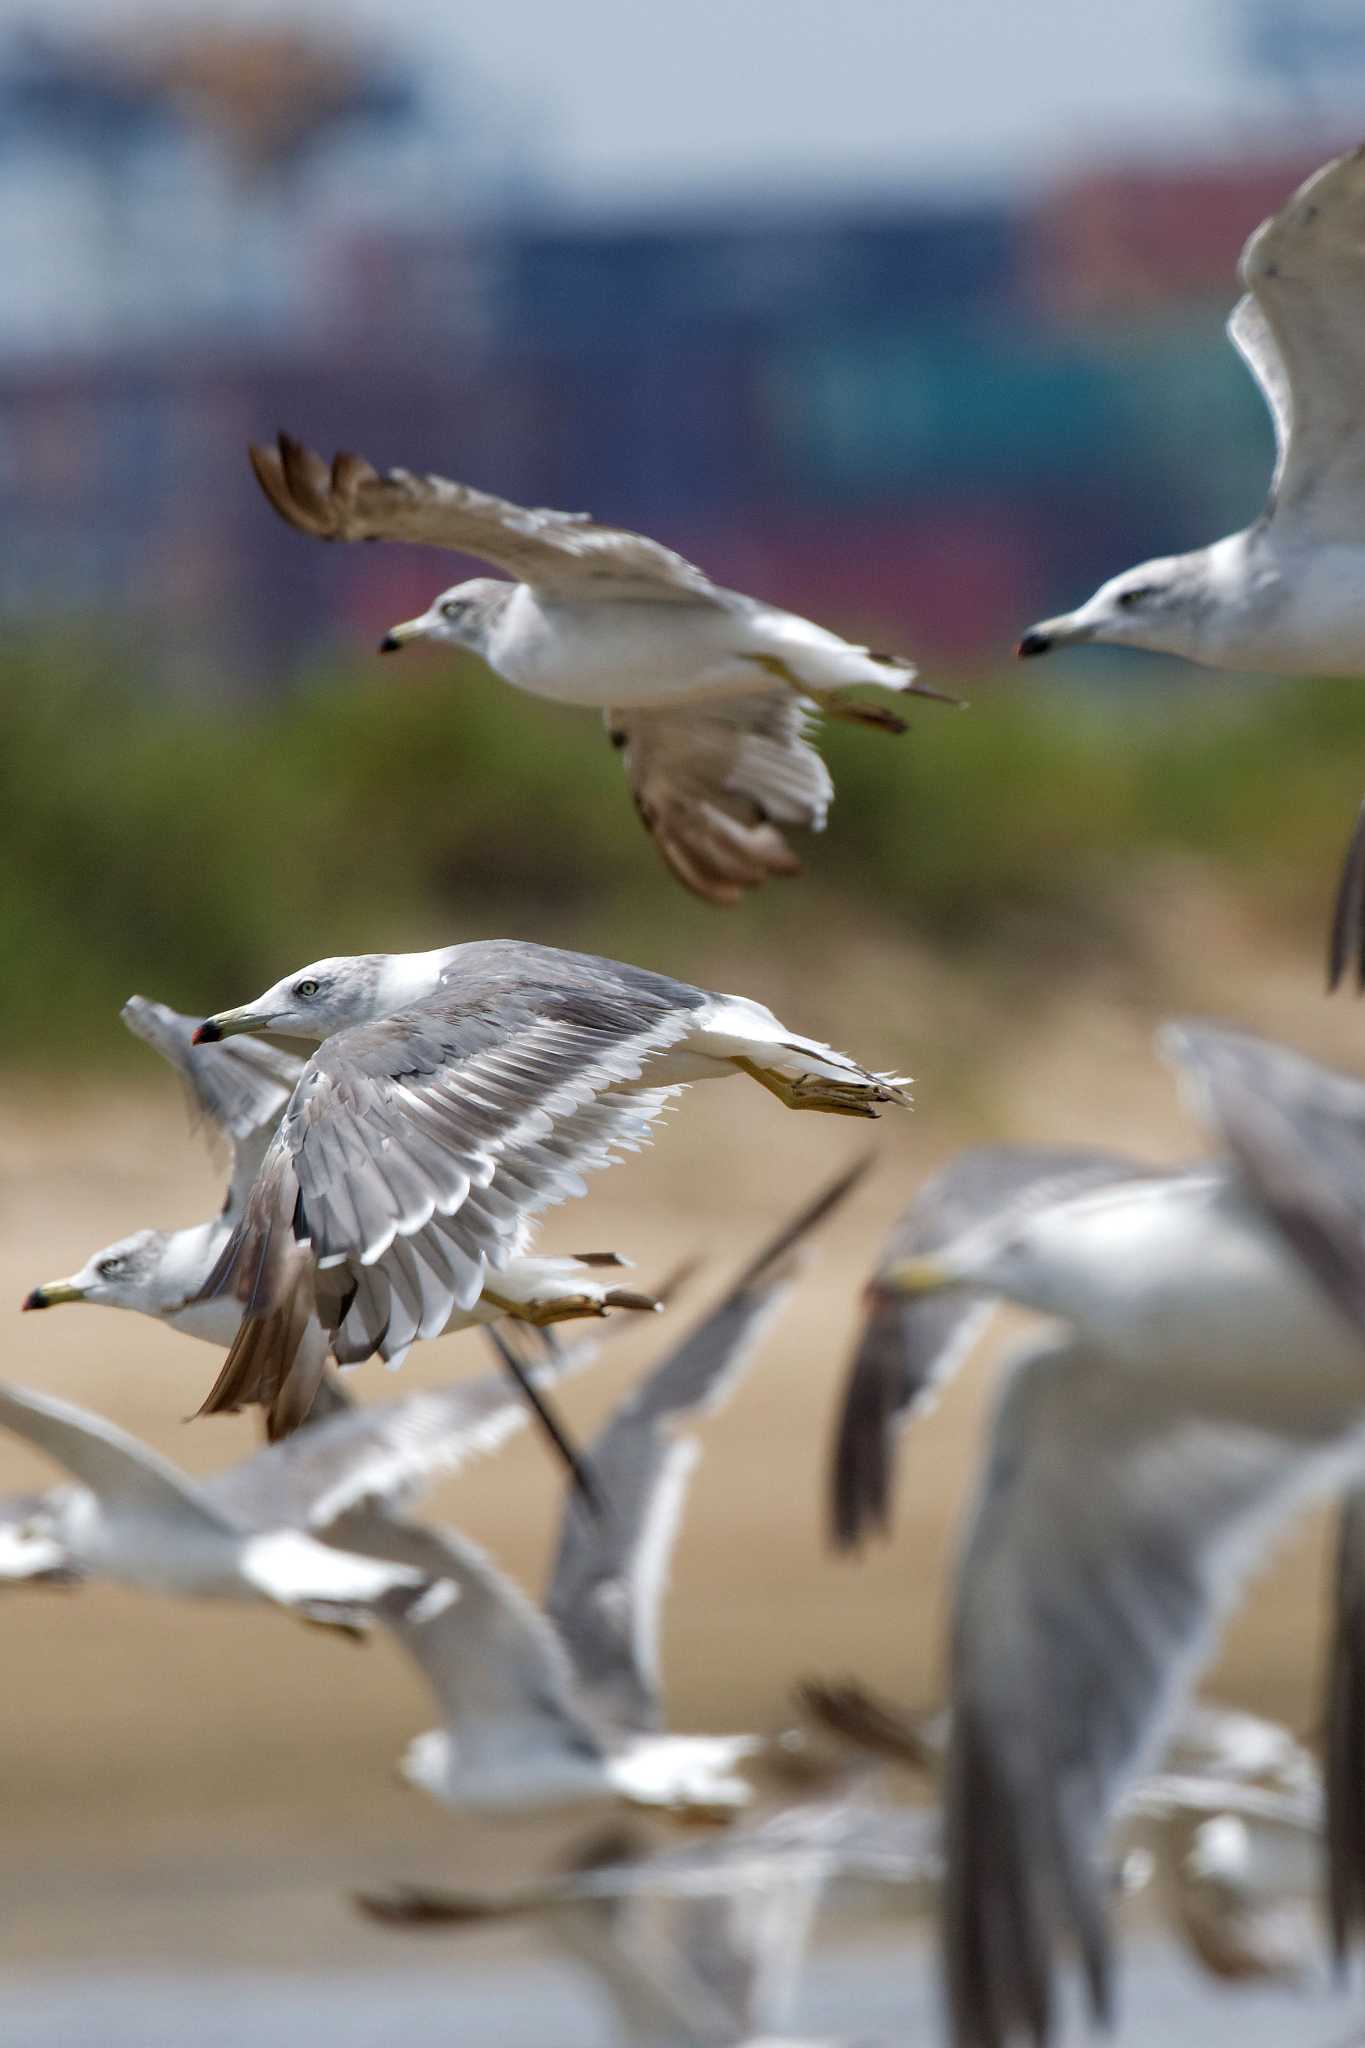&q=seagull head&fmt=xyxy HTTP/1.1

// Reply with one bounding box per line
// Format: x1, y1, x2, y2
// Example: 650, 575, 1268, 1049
378, 579, 508, 658
882, 1196, 1125, 1322
22, 1229, 168, 1316
193, 955, 400, 1044
1018, 554, 1206, 662
0, 1493, 74, 1584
